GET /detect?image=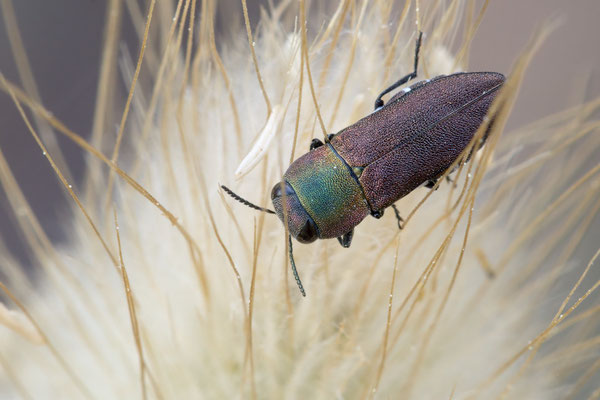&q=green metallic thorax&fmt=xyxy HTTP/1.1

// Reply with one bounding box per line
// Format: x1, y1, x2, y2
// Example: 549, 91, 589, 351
283, 143, 370, 239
